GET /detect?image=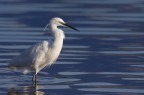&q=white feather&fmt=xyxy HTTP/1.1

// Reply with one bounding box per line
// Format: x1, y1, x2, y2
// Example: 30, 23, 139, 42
8, 17, 78, 81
